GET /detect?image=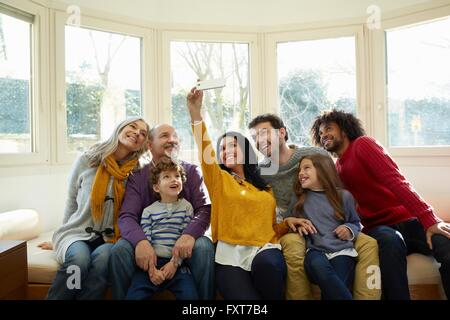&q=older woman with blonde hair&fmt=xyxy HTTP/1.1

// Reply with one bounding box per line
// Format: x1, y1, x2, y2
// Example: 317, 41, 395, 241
46, 117, 150, 300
